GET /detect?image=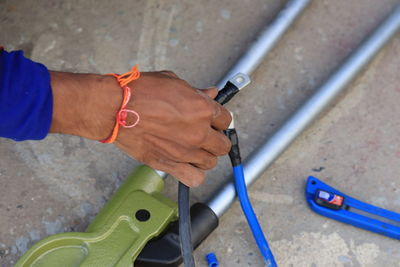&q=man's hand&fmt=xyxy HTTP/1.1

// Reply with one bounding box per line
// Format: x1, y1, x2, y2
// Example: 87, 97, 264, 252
50, 70, 232, 187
